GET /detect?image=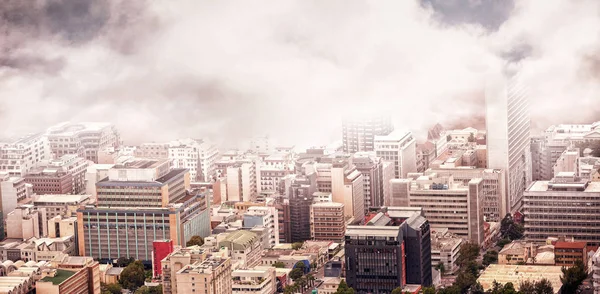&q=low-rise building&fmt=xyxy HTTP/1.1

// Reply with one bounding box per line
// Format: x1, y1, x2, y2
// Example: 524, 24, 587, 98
175, 257, 232, 294
35, 254, 101, 294
554, 241, 587, 267
430, 229, 462, 274
498, 241, 534, 265
318, 277, 342, 294
232, 267, 276, 294
219, 231, 262, 269
477, 264, 563, 293
33, 194, 90, 219
24, 155, 90, 195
